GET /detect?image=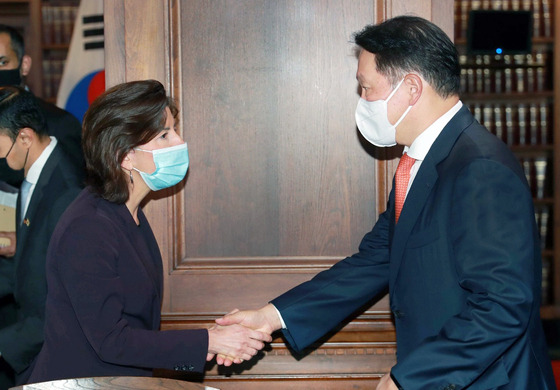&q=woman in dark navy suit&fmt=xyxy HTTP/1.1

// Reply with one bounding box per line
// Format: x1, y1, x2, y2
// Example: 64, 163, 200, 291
27, 80, 270, 384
